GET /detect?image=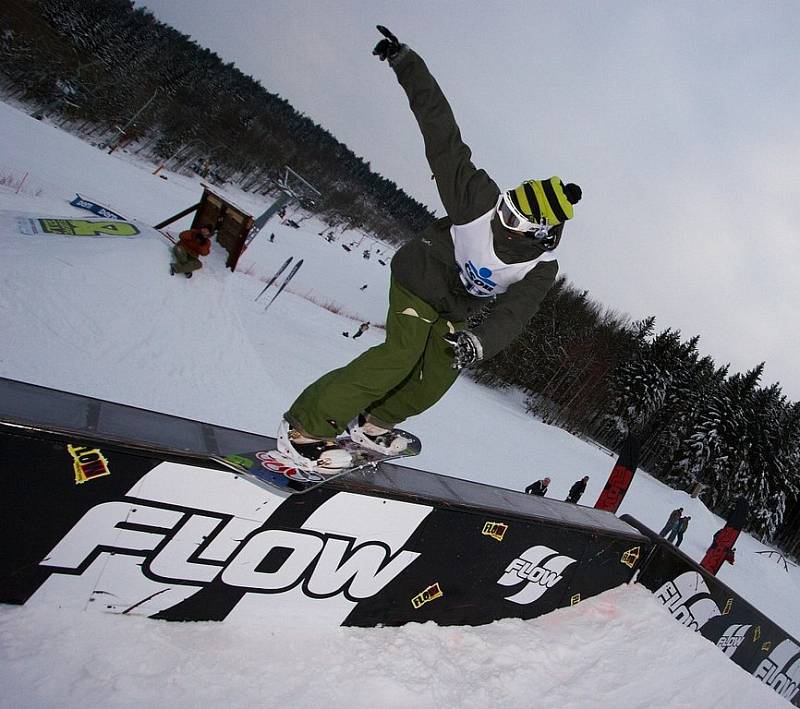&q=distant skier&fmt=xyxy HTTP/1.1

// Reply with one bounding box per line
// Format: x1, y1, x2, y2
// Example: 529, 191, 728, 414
525, 477, 550, 497
566, 476, 589, 504
666, 515, 691, 547
170, 225, 211, 278
352, 322, 370, 339
277, 25, 582, 469
659, 507, 683, 537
